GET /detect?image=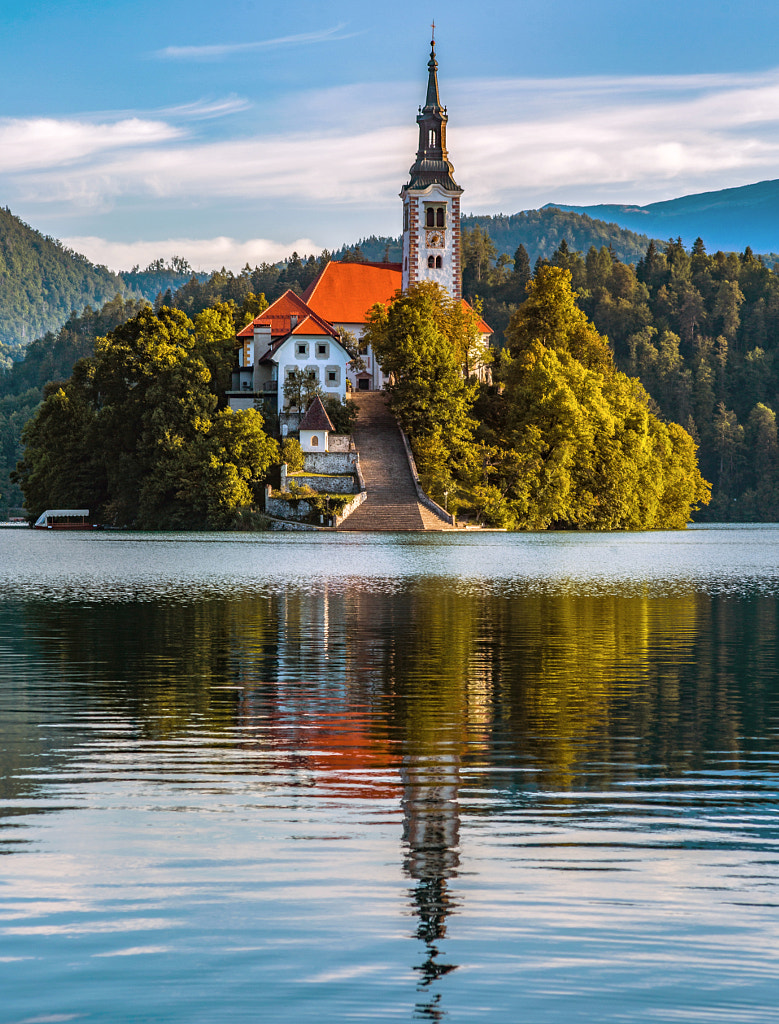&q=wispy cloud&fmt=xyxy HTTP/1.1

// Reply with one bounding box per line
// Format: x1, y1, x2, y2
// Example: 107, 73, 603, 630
157, 95, 251, 120
10, 66, 779, 239
61, 235, 324, 273
154, 24, 355, 61
0, 117, 181, 173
